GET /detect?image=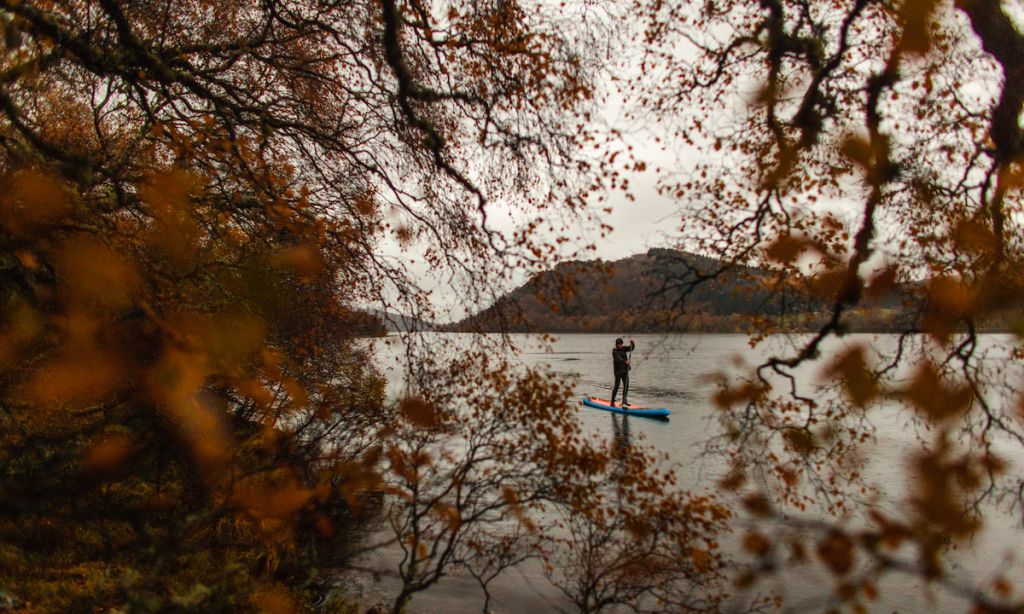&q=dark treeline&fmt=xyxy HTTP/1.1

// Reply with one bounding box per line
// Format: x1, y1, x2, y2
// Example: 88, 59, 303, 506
451, 248, 917, 333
